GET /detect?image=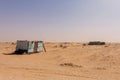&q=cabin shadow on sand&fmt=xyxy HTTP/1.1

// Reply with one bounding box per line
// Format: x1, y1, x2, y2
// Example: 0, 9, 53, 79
3, 53, 23, 55
3, 51, 30, 55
